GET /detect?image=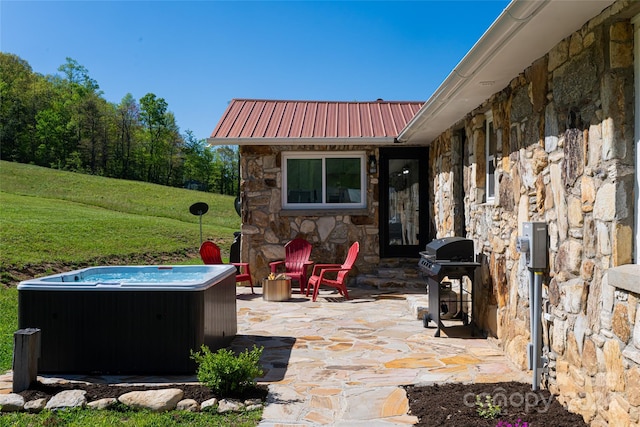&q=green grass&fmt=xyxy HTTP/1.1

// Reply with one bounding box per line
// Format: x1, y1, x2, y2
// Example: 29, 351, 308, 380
0, 160, 238, 229
0, 160, 241, 268
0, 162, 257, 425
0, 287, 18, 371
0, 407, 262, 426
